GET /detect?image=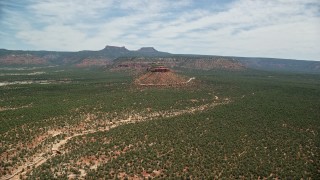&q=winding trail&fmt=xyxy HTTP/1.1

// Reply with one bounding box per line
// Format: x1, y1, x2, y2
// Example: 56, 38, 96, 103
138, 77, 195, 86
1, 98, 229, 180
186, 77, 195, 83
